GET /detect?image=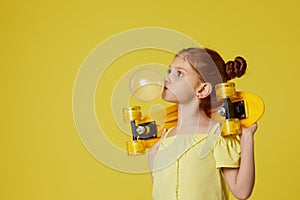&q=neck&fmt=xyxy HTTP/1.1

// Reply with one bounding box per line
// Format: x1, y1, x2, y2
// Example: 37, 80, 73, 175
175, 97, 212, 135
